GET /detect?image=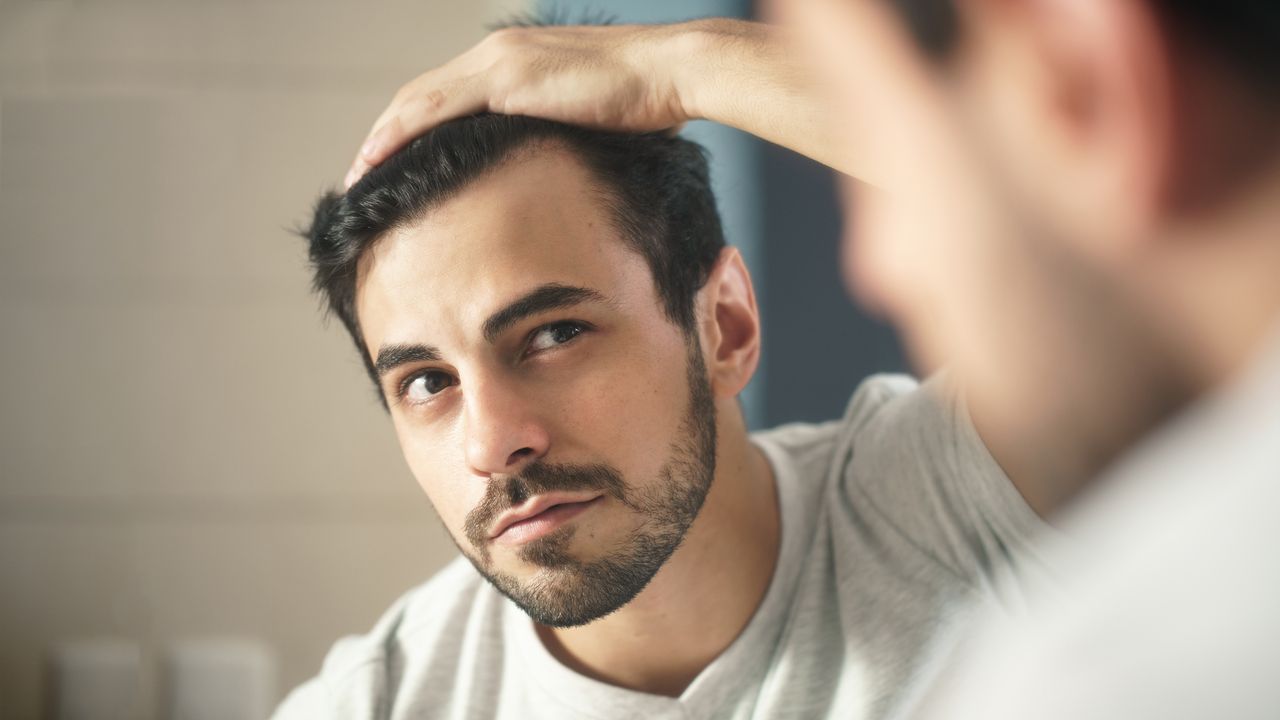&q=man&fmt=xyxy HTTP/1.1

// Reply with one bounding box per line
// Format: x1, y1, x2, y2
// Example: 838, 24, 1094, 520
341, 1, 1280, 717
274, 110, 1047, 715
780, 2, 1280, 718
